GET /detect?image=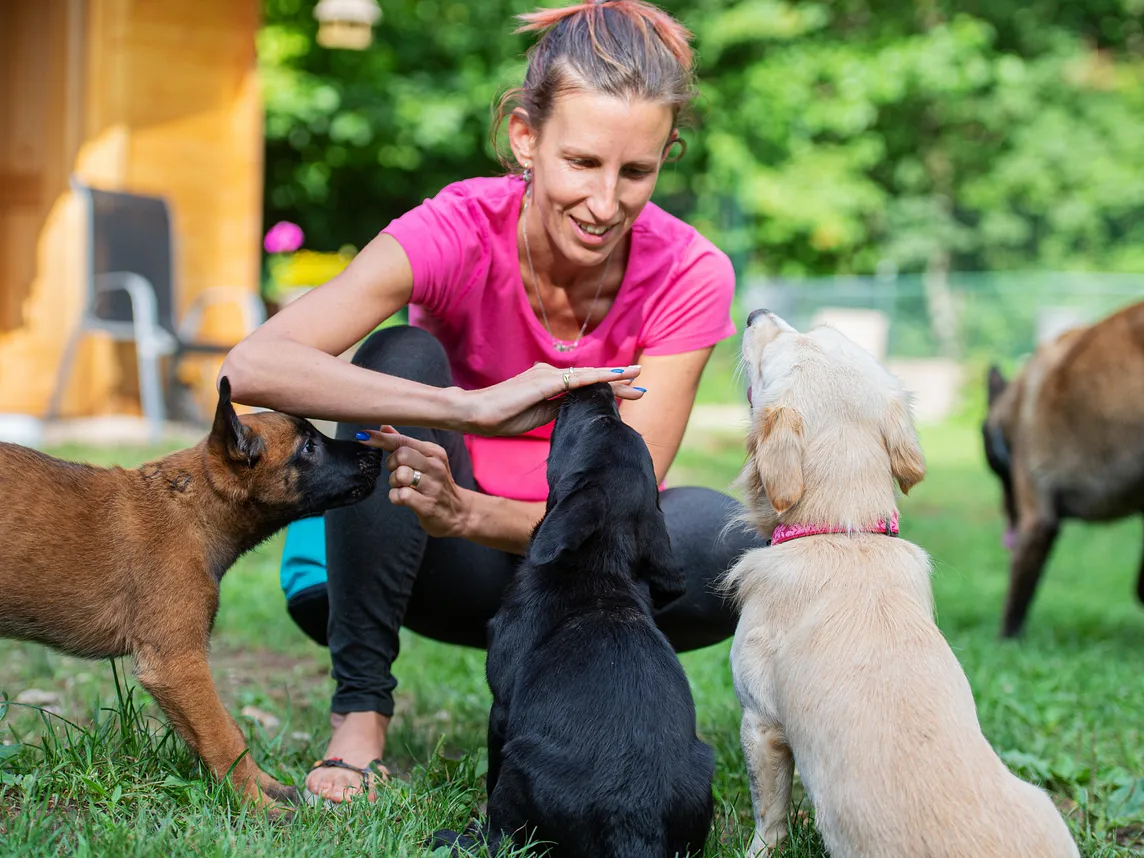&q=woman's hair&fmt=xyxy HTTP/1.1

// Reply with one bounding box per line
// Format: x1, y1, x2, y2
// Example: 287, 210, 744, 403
492, 0, 696, 170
